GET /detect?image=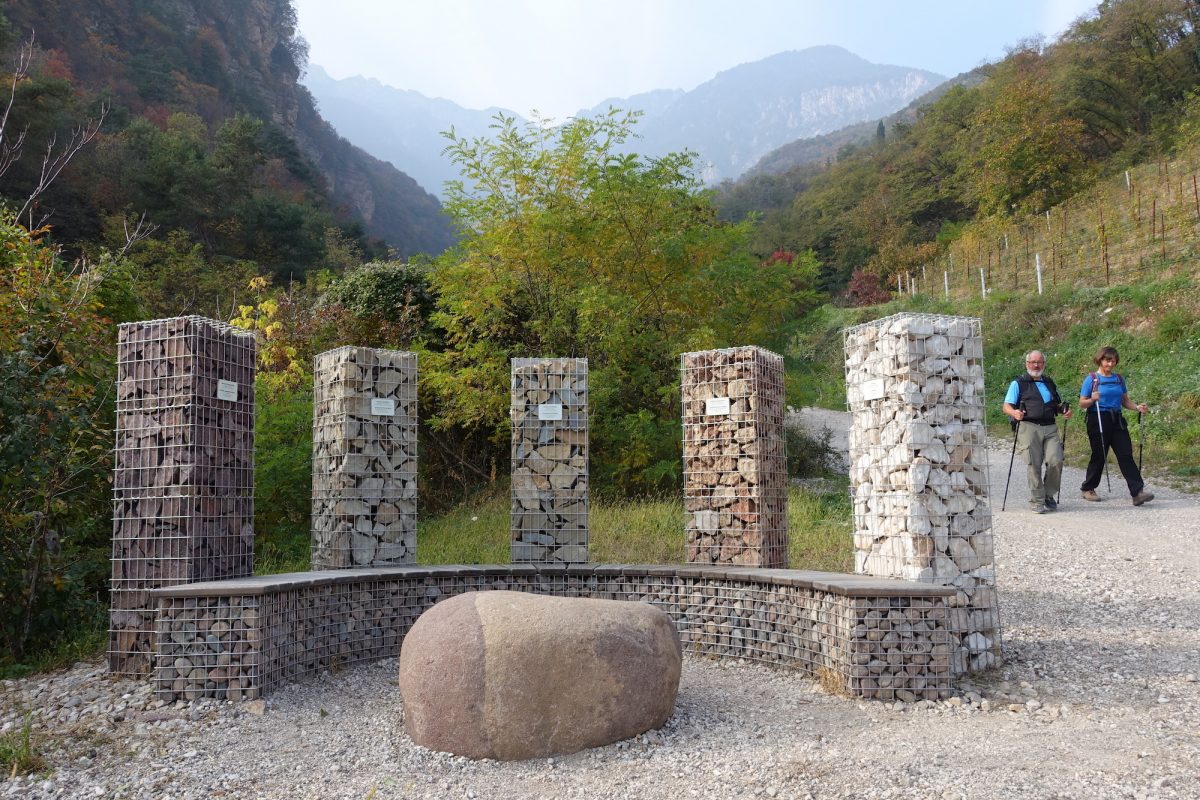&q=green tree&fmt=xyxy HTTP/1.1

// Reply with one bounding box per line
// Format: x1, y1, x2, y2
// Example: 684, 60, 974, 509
0, 219, 126, 663
429, 111, 822, 492
964, 52, 1091, 215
